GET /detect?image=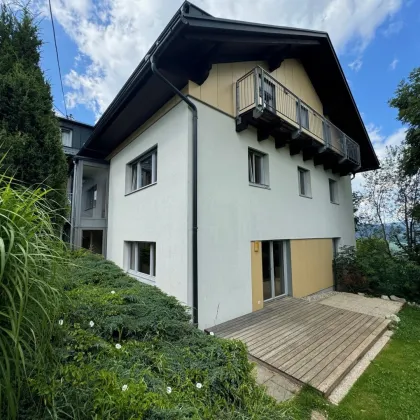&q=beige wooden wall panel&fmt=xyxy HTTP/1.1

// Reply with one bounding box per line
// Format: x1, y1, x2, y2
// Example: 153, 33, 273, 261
291, 239, 334, 298
250, 241, 264, 312
188, 59, 323, 118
